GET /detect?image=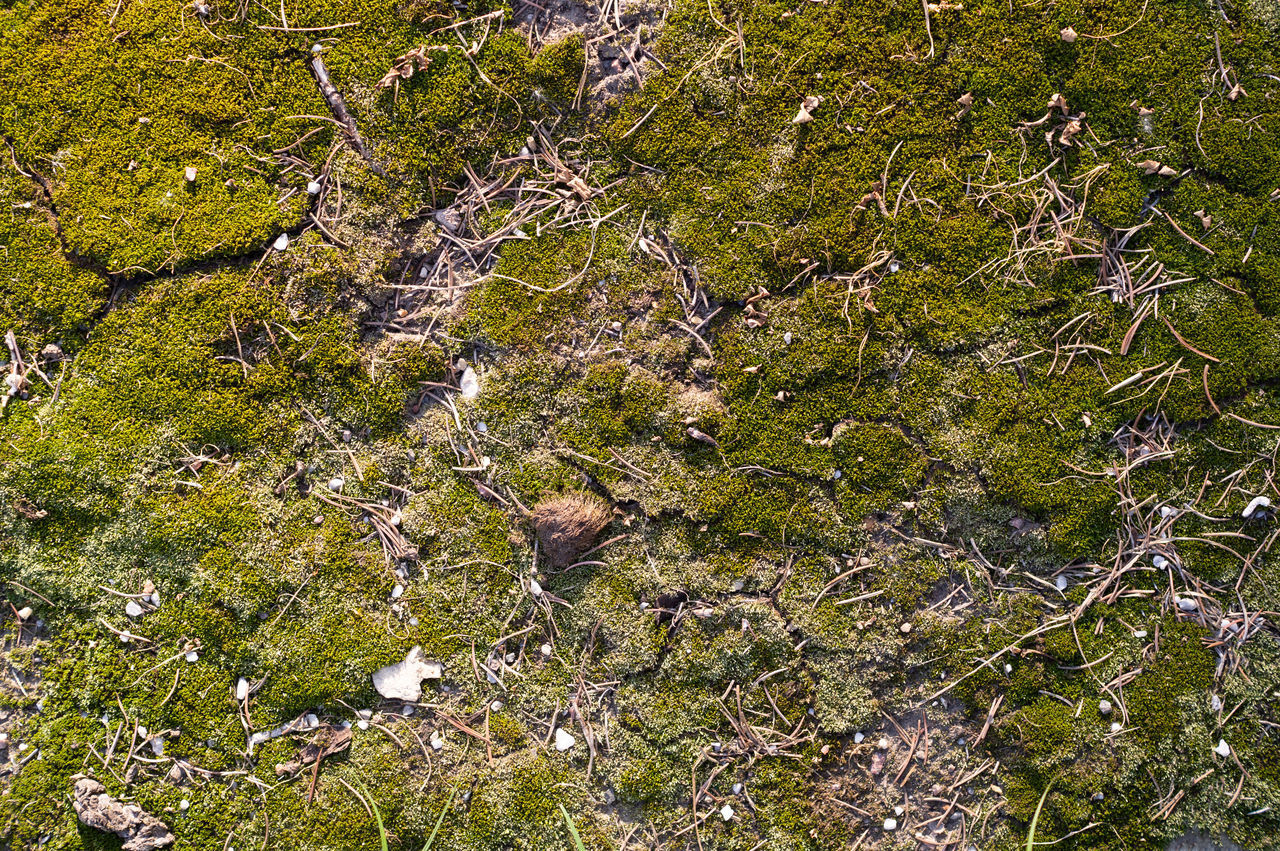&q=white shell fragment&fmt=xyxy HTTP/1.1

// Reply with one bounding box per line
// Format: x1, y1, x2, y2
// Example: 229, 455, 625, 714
372, 646, 443, 702
554, 727, 576, 752
273, 233, 290, 251
1242, 495, 1271, 518
459, 365, 480, 399
1214, 738, 1232, 757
